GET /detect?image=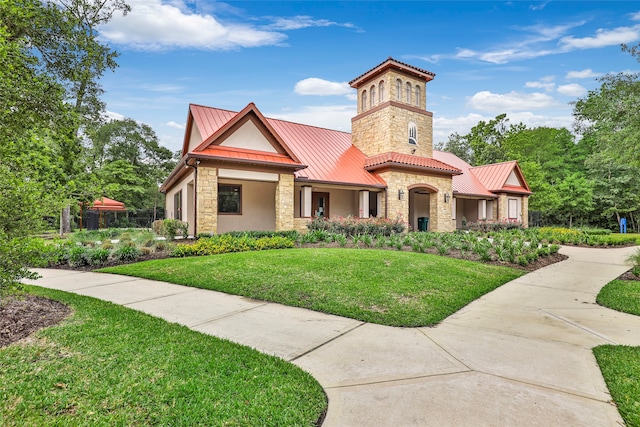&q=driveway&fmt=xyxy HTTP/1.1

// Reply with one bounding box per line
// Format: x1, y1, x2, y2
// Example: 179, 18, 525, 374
28, 245, 640, 426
